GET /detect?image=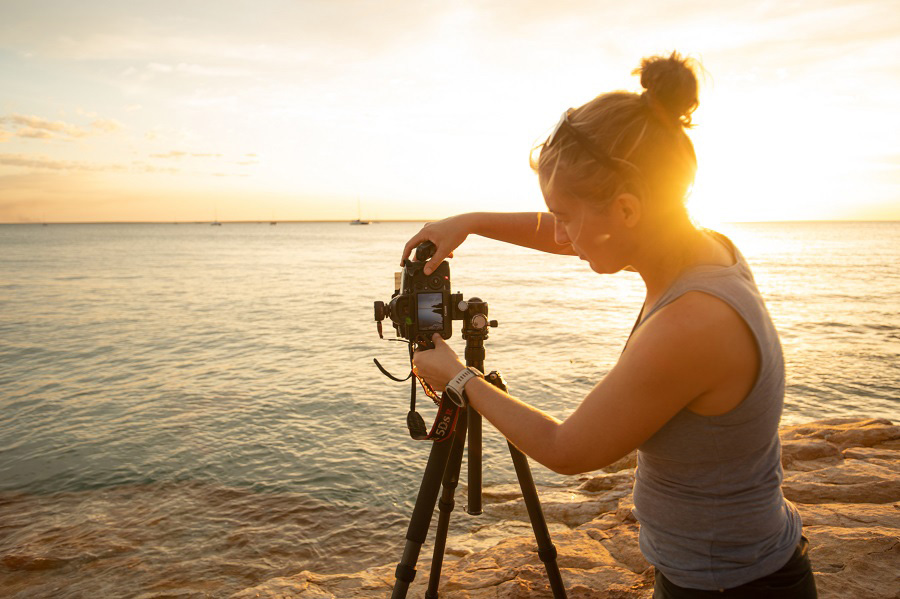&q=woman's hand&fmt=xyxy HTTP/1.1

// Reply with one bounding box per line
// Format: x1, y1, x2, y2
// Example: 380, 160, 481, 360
400, 214, 474, 275
412, 334, 466, 391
